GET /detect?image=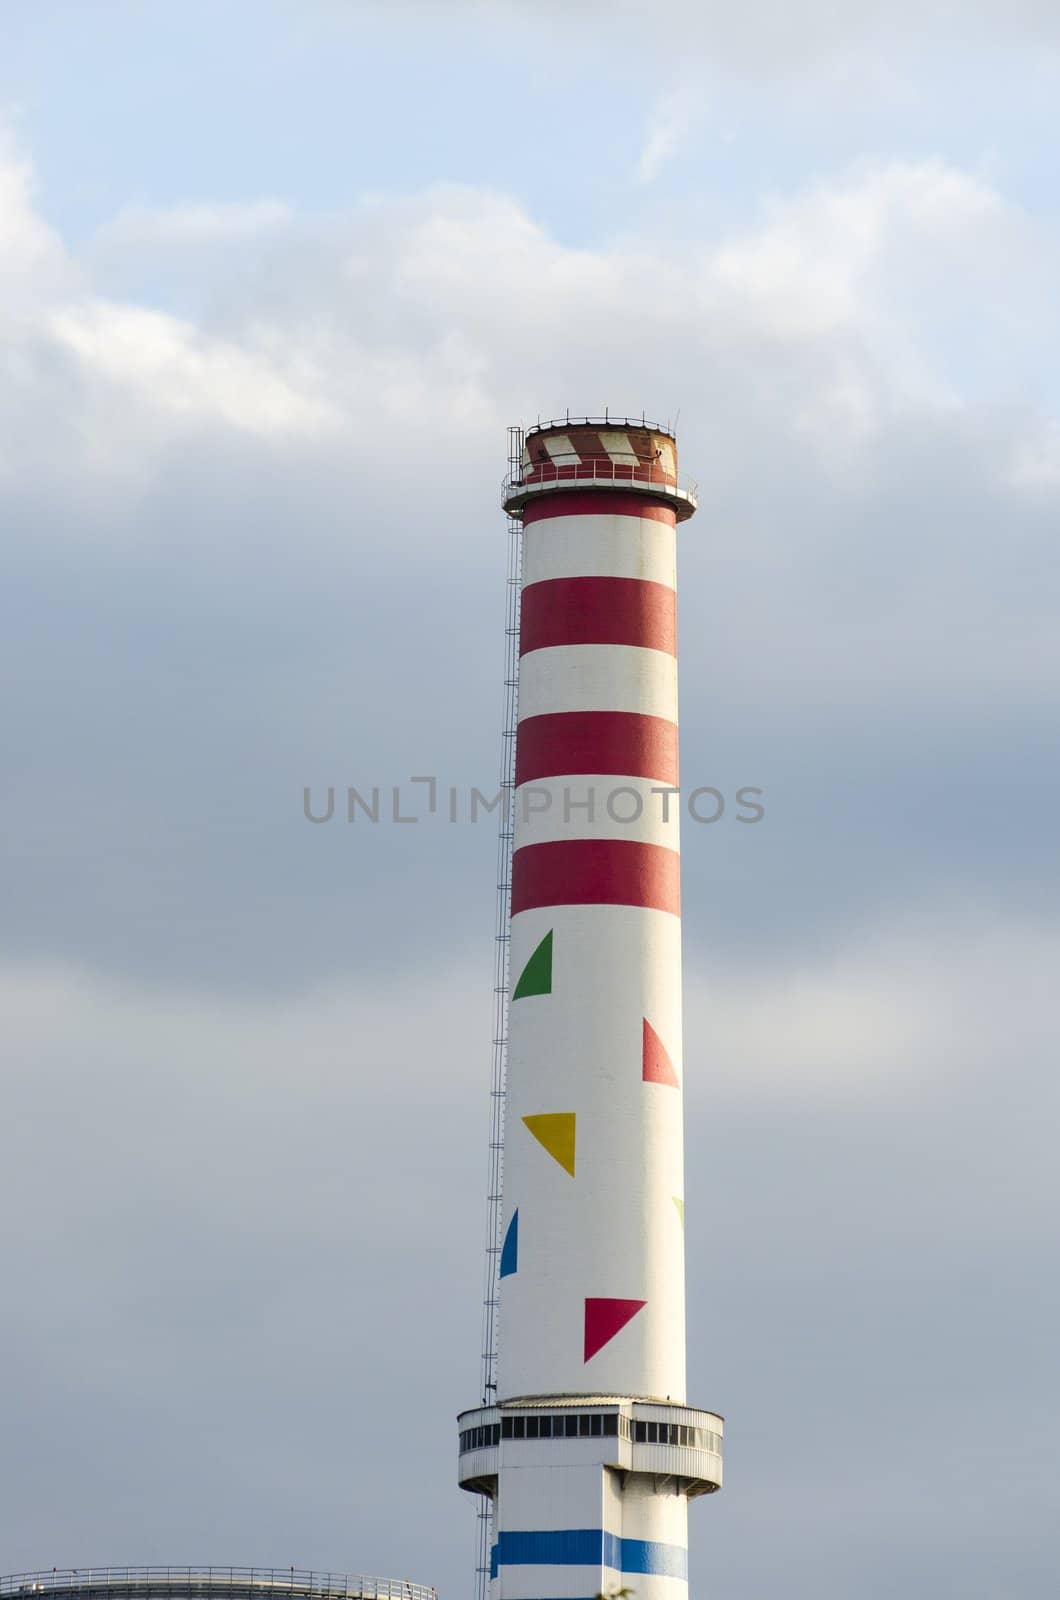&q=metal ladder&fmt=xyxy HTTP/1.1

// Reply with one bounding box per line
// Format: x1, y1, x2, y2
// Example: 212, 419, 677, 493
474, 425, 524, 1600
